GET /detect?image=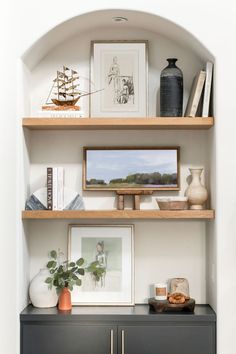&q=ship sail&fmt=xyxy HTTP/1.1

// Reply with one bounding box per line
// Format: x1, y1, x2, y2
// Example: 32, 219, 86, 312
45, 65, 104, 107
